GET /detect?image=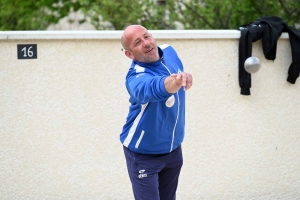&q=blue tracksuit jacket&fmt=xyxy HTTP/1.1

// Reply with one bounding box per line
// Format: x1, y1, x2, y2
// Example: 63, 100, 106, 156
120, 44, 186, 154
